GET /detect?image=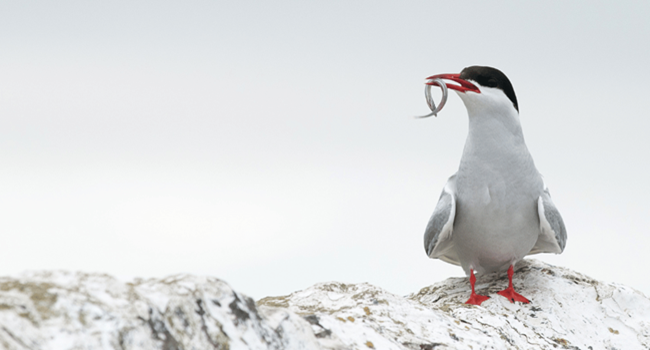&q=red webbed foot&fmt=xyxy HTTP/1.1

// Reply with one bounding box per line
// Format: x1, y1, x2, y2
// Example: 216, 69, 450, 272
497, 265, 530, 304
466, 292, 490, 305
497, 287, 530, 303
465, 269, 490, 306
